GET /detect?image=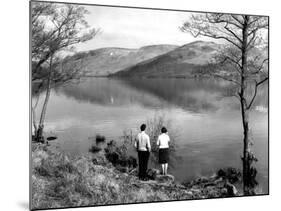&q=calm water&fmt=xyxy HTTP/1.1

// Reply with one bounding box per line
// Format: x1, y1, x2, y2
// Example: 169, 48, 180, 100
33, 77, 268, 193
